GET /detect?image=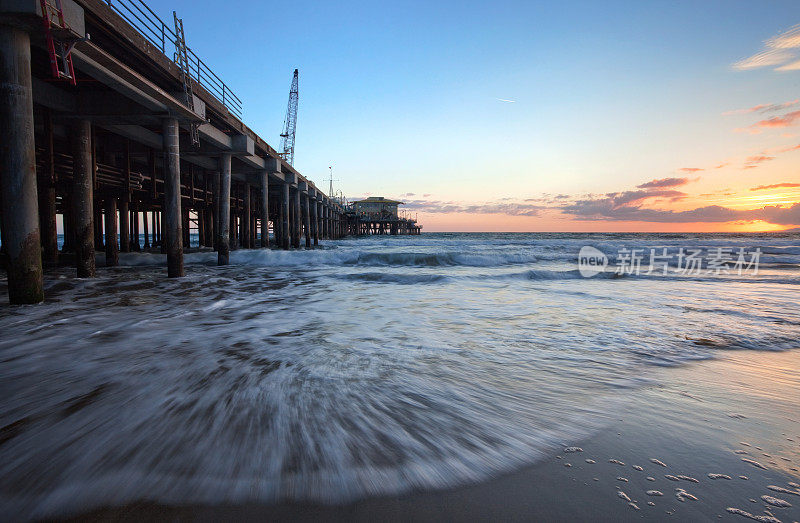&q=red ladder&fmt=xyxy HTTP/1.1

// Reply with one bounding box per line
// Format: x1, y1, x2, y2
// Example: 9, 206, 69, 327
39, 0, 76, 85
